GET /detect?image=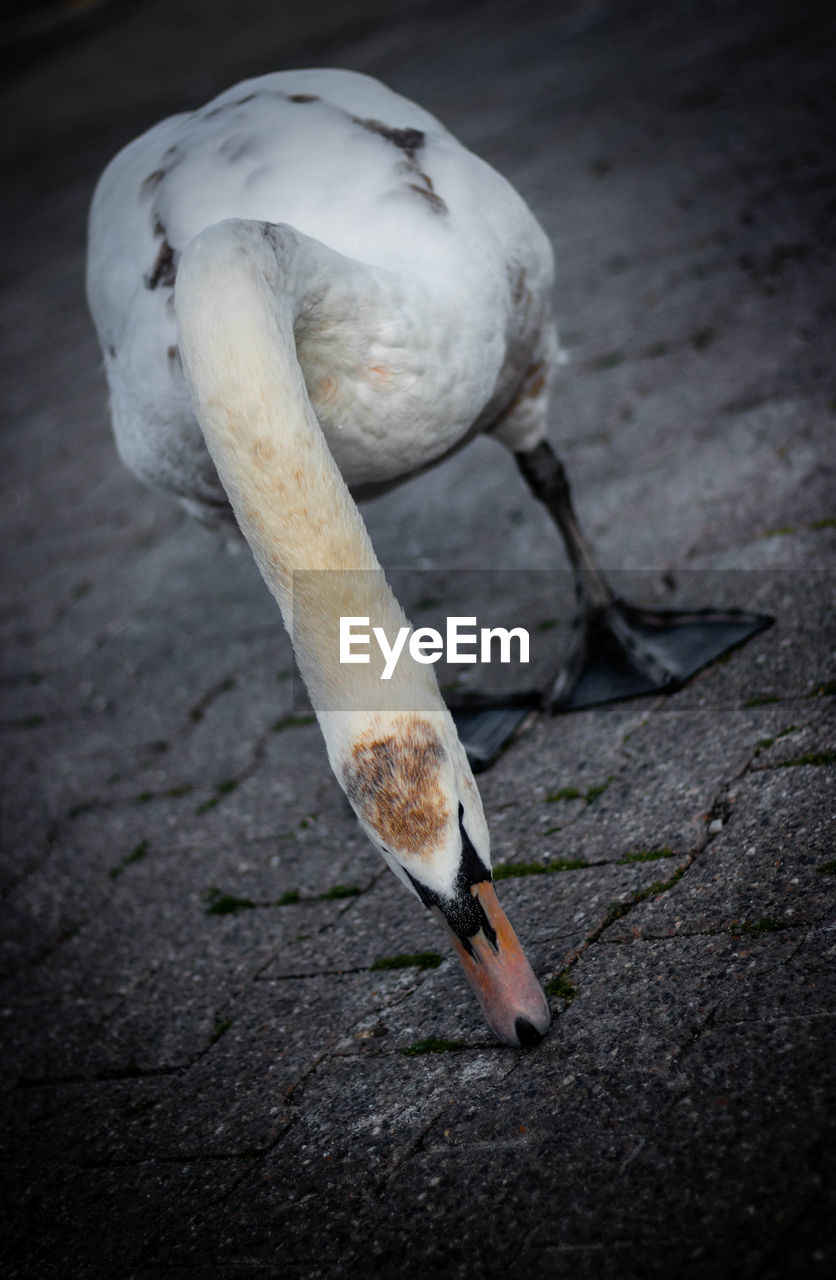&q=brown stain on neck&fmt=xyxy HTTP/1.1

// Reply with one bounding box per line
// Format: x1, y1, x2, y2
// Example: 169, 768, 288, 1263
343, 718, 449, 857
